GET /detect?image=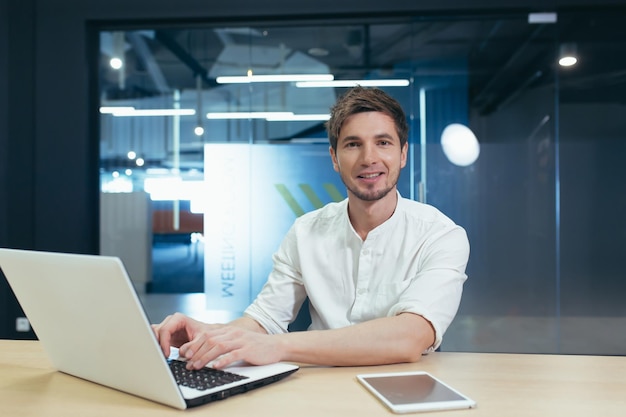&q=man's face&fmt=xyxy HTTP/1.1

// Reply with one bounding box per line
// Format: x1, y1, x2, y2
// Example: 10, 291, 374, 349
330, 111, 407, 202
